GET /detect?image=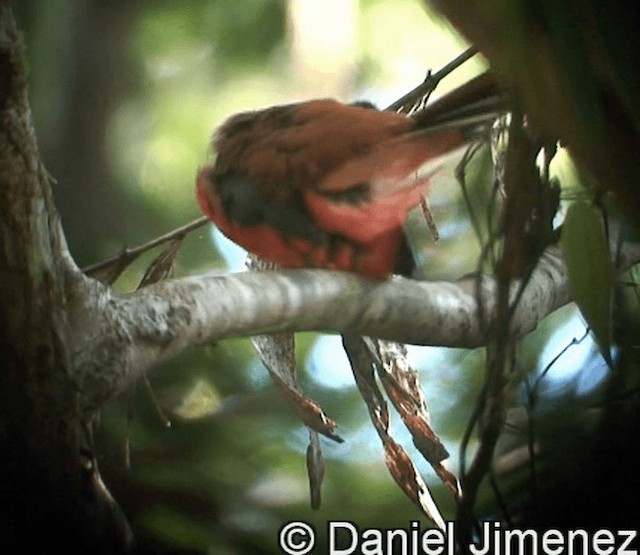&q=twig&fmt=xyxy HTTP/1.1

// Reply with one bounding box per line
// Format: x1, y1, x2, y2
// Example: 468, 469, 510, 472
82, 216, 209, 277
385, 46, 478, 112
